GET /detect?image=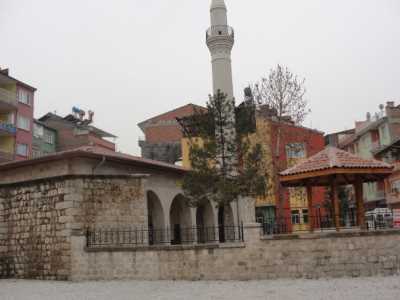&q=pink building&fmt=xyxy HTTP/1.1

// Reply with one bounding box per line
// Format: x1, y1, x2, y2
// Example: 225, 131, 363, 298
0, 68, 36, 162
